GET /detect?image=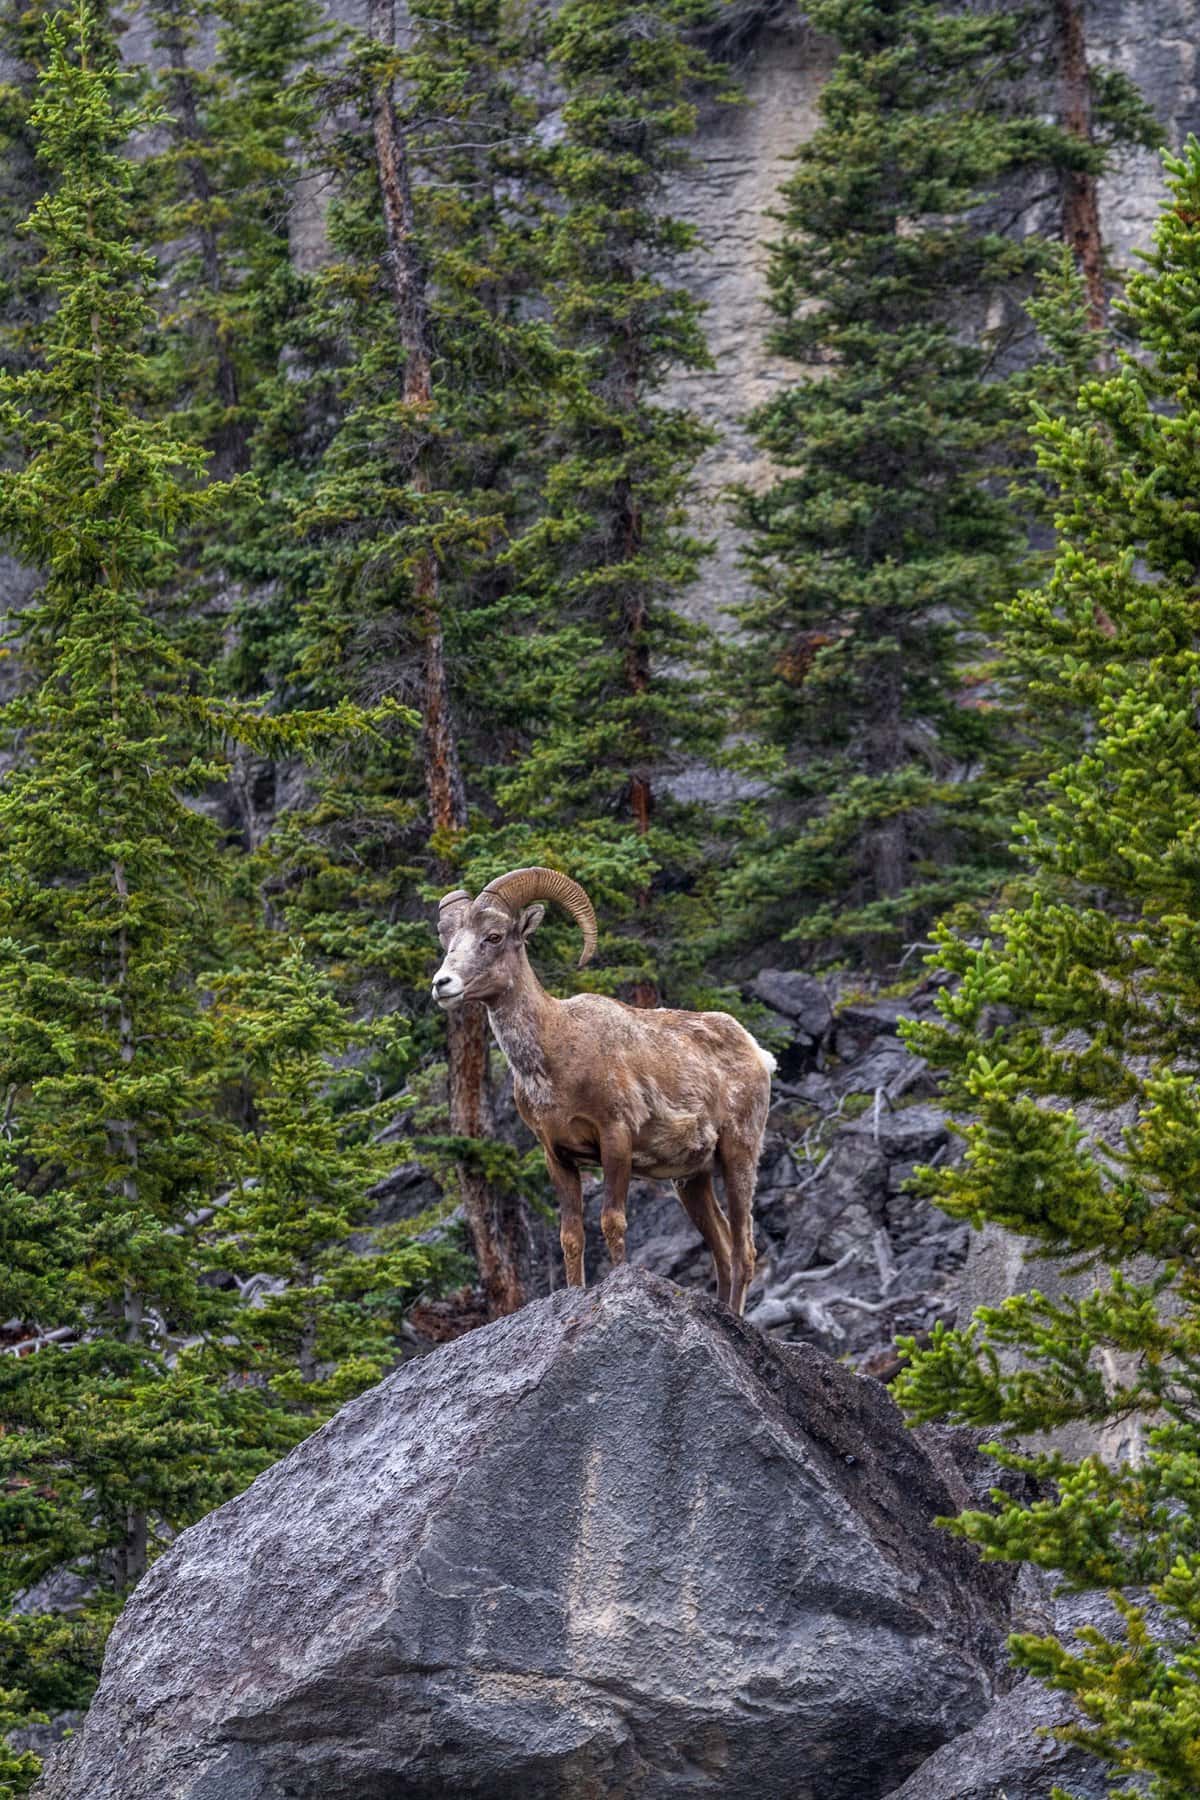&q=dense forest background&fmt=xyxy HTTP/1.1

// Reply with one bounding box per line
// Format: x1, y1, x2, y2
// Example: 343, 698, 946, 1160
4, 0, 1200, 1793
